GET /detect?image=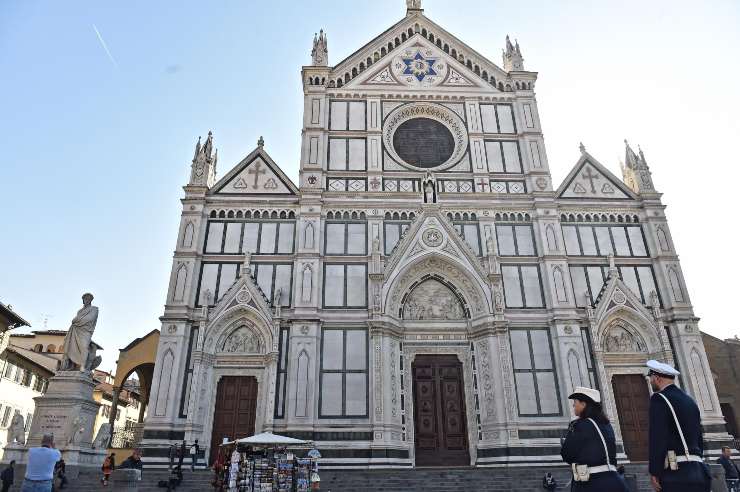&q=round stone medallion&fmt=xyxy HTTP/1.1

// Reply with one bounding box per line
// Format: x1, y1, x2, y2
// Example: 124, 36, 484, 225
422, 228, 444, 247
613, 289, 627, 305
236, 289, 252, 304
